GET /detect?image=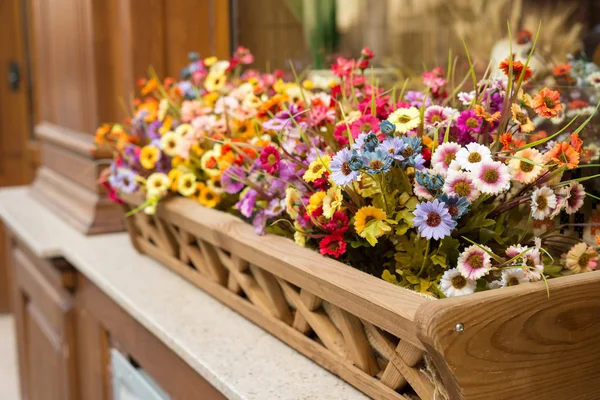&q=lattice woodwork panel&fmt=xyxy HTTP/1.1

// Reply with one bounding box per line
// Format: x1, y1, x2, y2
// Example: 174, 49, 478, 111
127, 211, 437, 400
